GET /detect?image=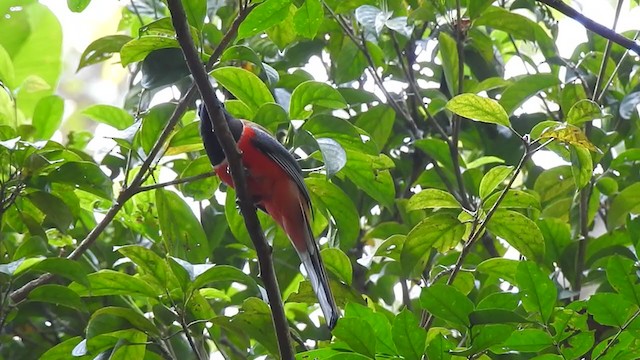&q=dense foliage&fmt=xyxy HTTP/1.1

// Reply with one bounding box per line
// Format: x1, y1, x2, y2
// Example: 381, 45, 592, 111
1, 0, 640, 359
